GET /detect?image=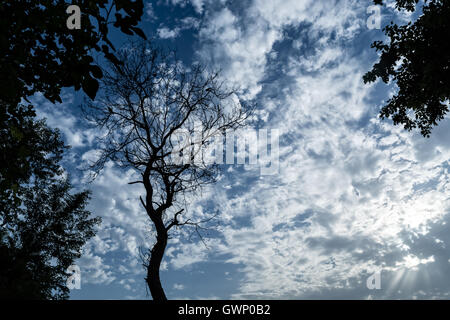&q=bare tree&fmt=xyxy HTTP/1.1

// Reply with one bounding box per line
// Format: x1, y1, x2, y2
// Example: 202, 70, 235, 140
85, 41, 251, 301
